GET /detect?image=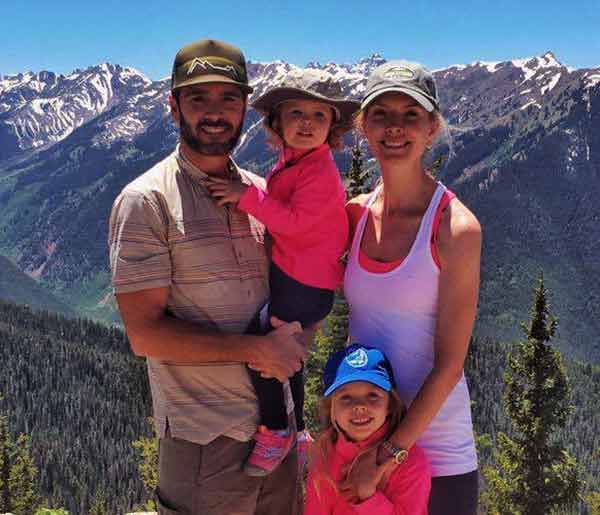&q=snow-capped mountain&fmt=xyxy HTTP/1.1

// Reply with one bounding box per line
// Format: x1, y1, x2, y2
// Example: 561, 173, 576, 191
2, 51, 598, 164
2, 50, 598, 163
0, 51, 599, 361
0, 63, 154, 160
